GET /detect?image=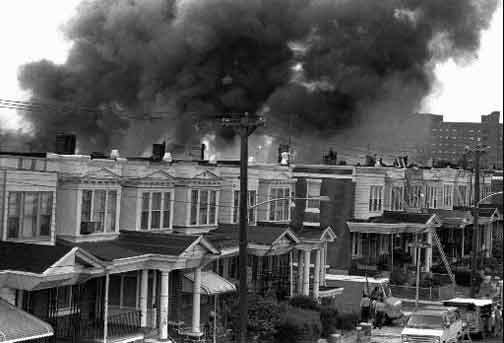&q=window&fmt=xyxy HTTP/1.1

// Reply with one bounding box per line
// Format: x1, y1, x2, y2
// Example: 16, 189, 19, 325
269, 186, 291, 221
305, 180, 321, 224
408, 185, 424, 208
189, 189, 218, 225
425, 185, 441, 208
368, 186, 383, 212
80, 189, 118, 234
391, 186, 403, 211
455, 185, 467, 206
7, 191, 53, 240
443, 184, 453, 207
232, 190, 257, 224
140, 192, 172, 230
